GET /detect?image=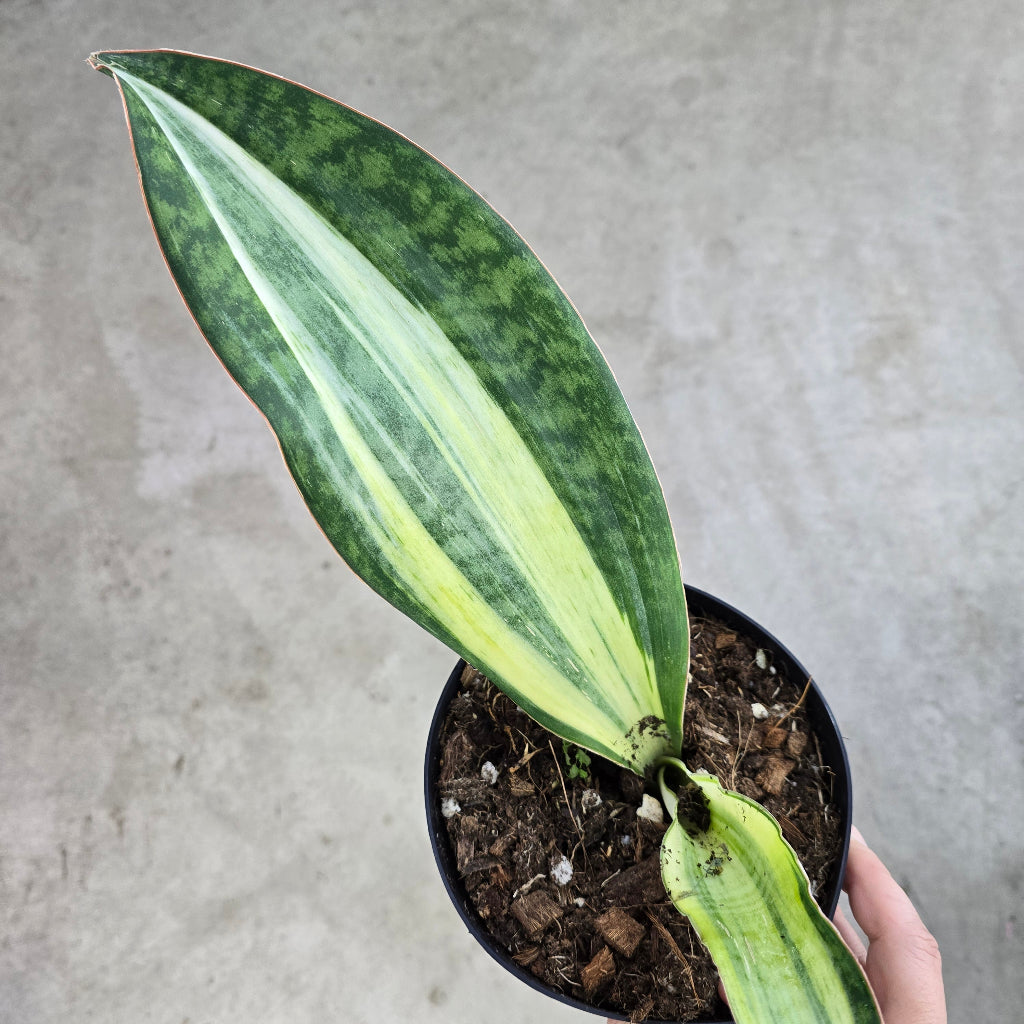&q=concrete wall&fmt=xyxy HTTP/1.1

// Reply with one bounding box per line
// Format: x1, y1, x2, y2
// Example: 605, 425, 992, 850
3, 2, 1021, 1021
